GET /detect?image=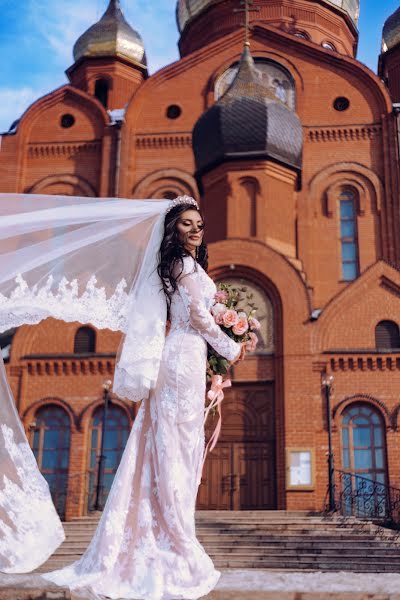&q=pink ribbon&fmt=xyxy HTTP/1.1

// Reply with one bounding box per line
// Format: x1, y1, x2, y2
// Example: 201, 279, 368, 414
197, 374, 231, 485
